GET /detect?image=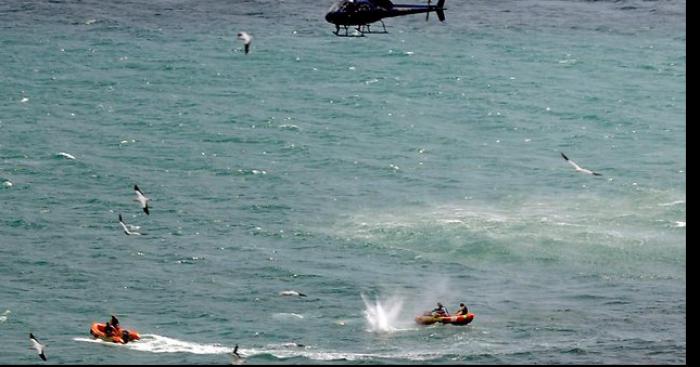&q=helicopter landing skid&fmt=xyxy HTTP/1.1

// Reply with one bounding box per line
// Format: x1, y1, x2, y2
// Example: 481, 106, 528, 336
333, 21, 388, 36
